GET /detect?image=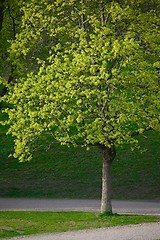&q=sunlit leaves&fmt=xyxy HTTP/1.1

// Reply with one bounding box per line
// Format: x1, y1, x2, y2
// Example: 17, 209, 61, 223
4, 0, 160, 161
